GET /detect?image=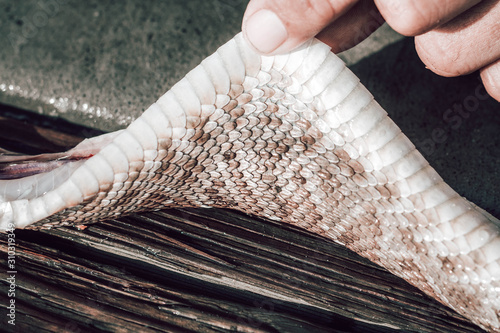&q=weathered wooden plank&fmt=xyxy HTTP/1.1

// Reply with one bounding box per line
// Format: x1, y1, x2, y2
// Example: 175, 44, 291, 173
0, 106, 485, 332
